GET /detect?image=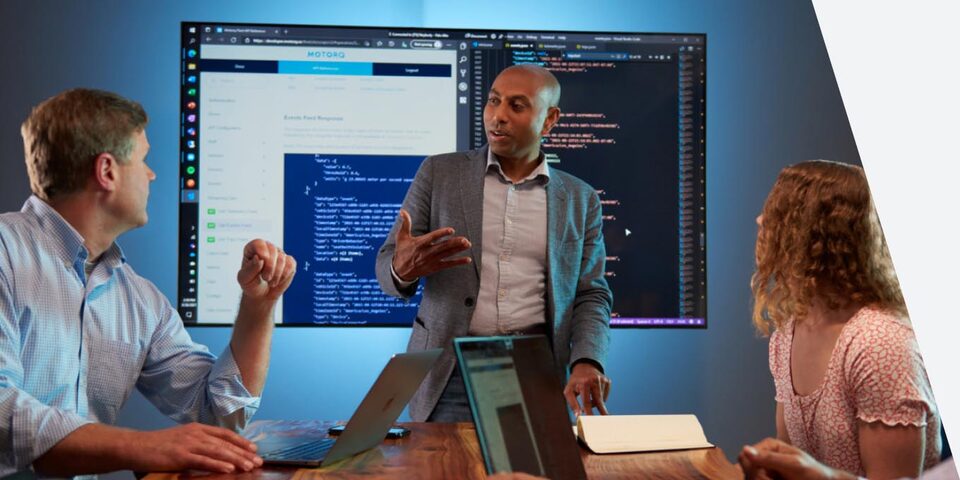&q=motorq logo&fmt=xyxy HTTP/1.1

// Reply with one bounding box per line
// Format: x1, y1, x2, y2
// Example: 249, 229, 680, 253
306, 50, 346, 59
